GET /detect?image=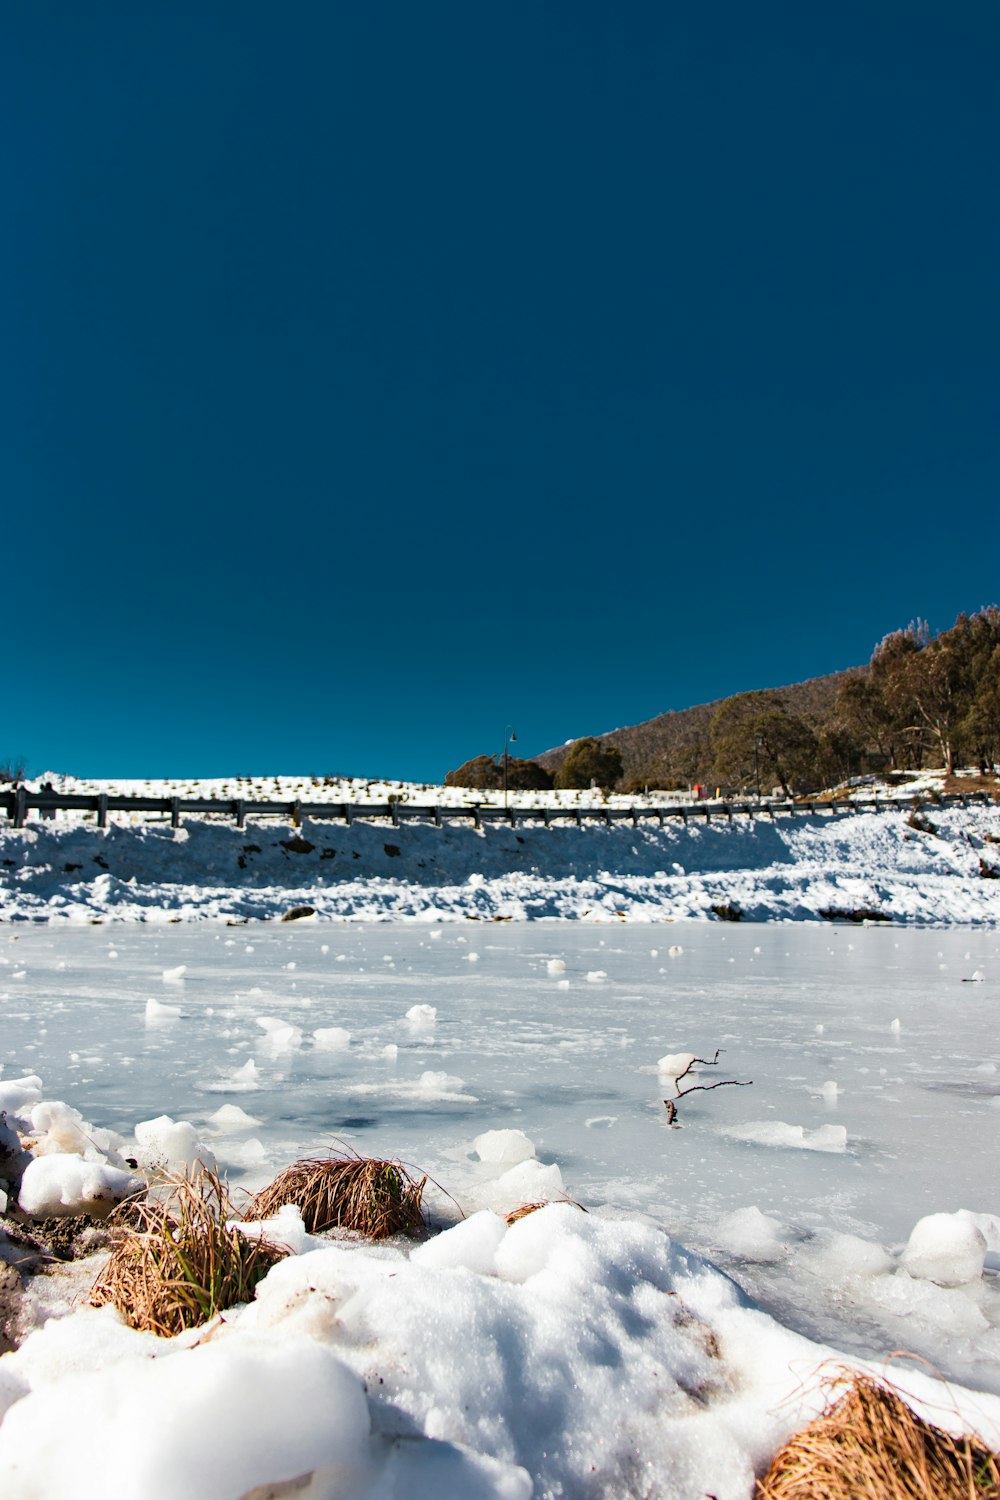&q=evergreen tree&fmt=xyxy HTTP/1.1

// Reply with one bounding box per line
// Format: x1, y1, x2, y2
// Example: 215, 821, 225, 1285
553, 738, 623, 791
